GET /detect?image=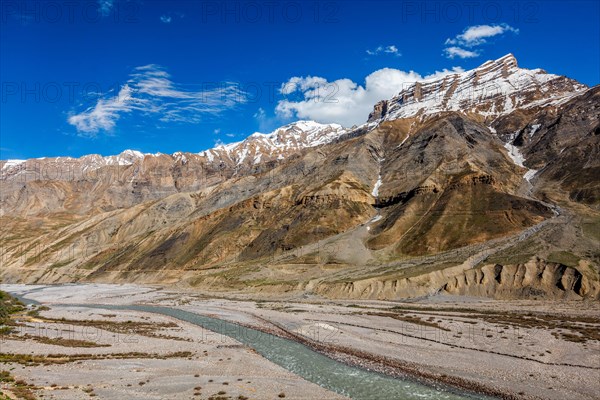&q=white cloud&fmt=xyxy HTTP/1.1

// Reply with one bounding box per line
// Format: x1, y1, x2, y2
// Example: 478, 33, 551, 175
68, 65, 247, 136
68, 85, 145, 135
253, 107, 266, 120
97, 0, 114, 16
448, 24, 519, 47
275, 66, 463, 127
366, 45, 401, 57
444, 23, 518, 58
444, 47, 480, 59
160, 15, 172, 23
212, 128, 235, 138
